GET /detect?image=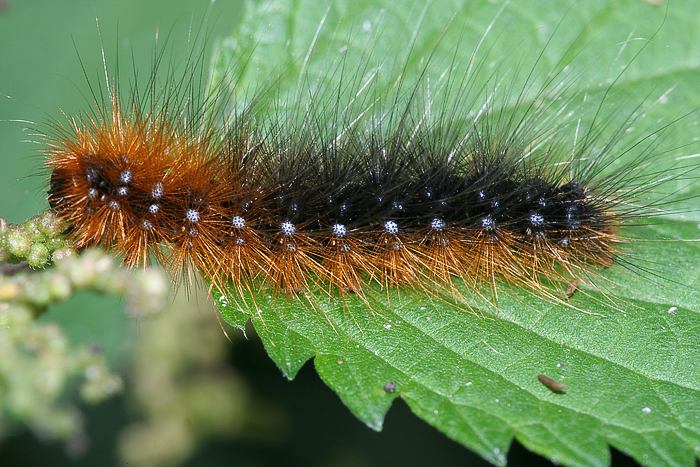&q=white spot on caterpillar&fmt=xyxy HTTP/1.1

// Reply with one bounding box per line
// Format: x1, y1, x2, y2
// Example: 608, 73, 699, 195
642, 406, 652, 414
430, 218, 446, 231
481, 215, 496, 231
149, 204, 160, 215
87, 188, 98, 200
234, 237, 245, 246
120, 170, 132, 184
152, 182, 164, 199
231, 216, 246, 229
340, 243, 352, 253
141, 219, 153, 230
280, 221, 296, 236
117, 186, 128, 196
85, 167, 98, 182
332, 223, 347, 237
529, 213, 545, 226
286, 243, 297, 252
185, 209, 200, 223
108, 200, 119, 210
384, 220, 399, 235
